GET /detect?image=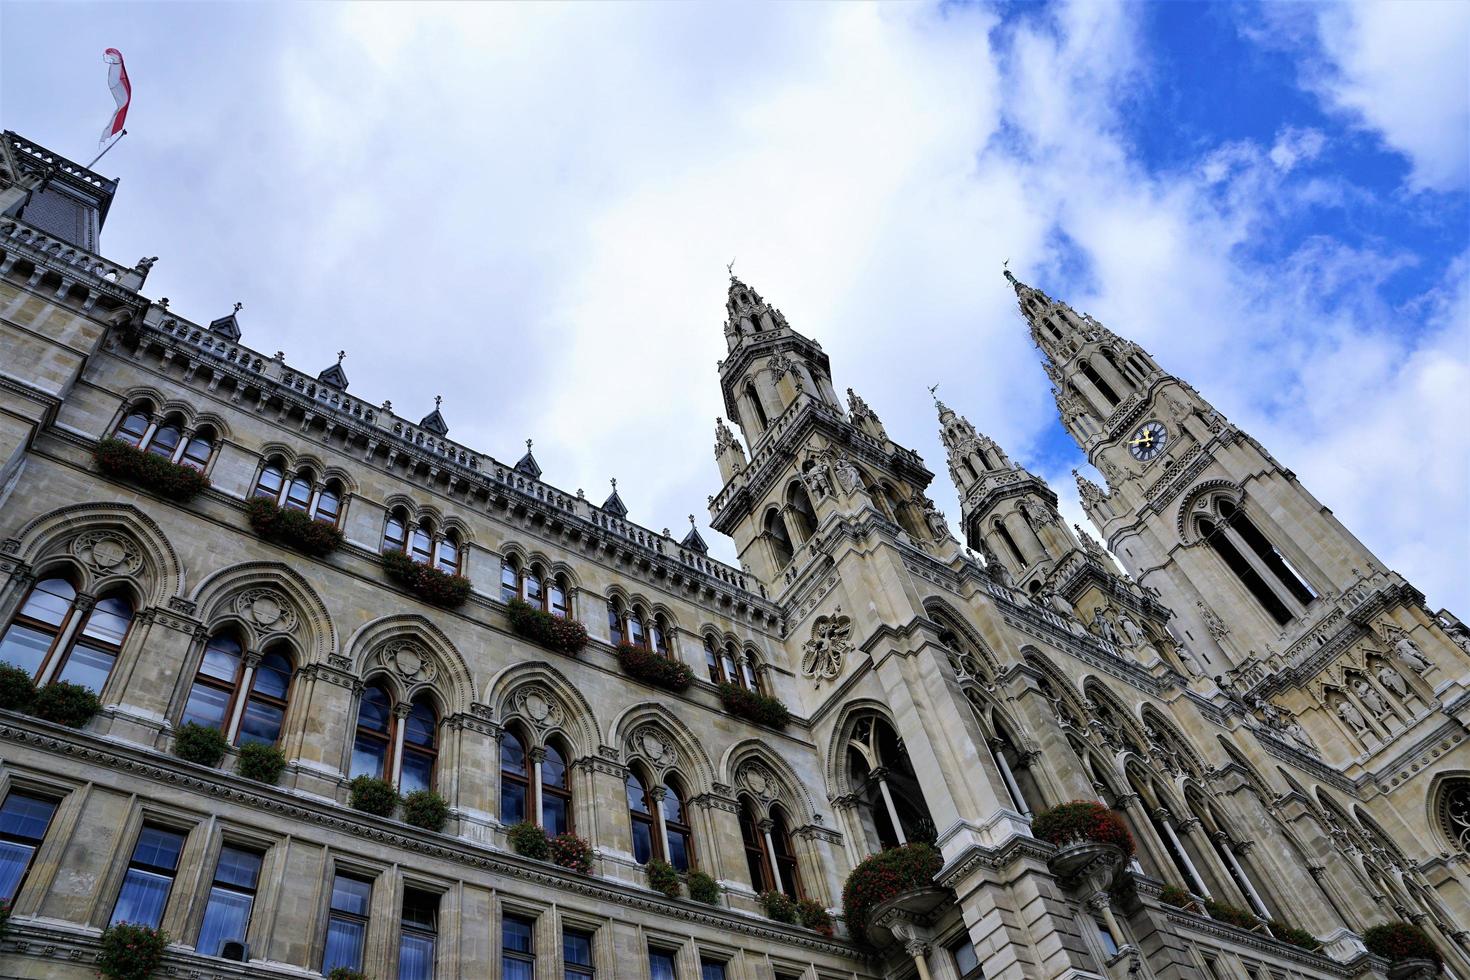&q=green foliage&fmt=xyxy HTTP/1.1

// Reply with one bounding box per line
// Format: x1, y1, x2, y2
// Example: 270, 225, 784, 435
759, 890, 798, 924
1157, 884, 1195, 909
327, 970, 370, 980
0, 899, 9, 943
549, 833, 594, 874
237, 741, 286, 784
506, 598, 589, 654
245, 498, 344, 557
687, 870, 720, 905
1364, 923, 1442, 969
1267, 920, 1321, 951
97, 921, 170, 980
798, 898, 834, 936
1031, 800, 1136, 858
402, 790, 450, 832
617, 644, 694, 692
508, 821, 550, 861
172, 722, 229, 767
31, 681, 100, 727
841, 843, 943, 943
0, 663, 37, 712
348, 775, 398, 817
95, 439, 209, 502
645, 858, 681, 898
717, 683, 790, 728
382, 550, 472, 608
1203, 898, 1261, 931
